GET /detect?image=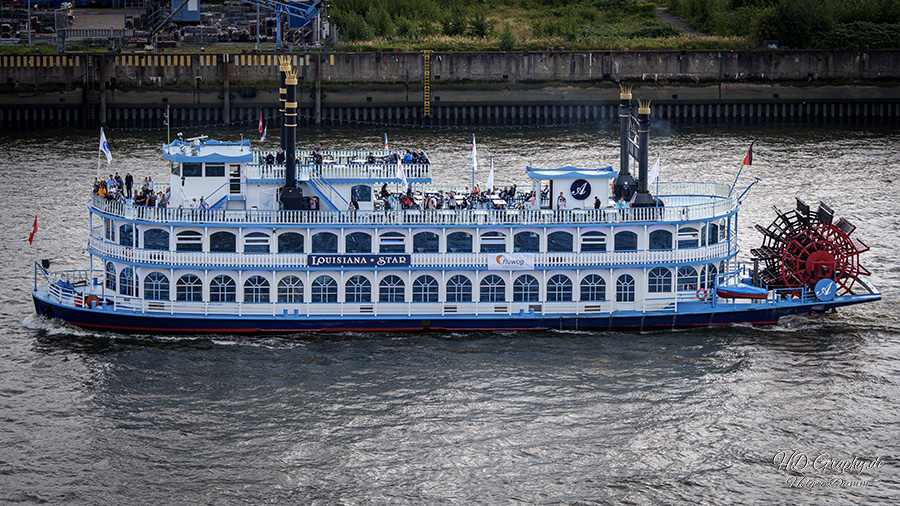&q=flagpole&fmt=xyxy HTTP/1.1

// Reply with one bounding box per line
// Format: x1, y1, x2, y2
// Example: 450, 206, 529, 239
96, 130, 102, 180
